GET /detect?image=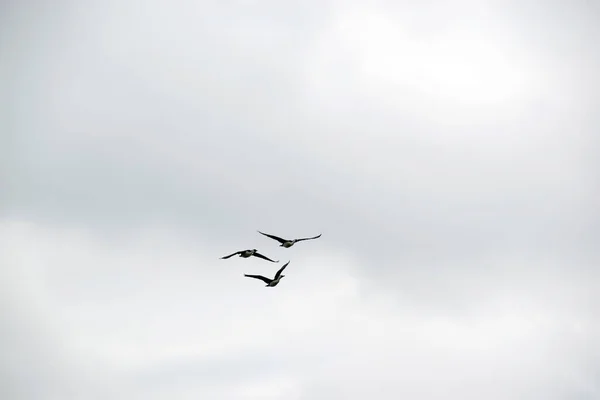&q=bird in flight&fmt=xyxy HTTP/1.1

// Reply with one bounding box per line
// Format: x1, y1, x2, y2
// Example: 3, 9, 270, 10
244, 261, 290, 287
257, 231, 322, 248
220, 249, 278, 263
